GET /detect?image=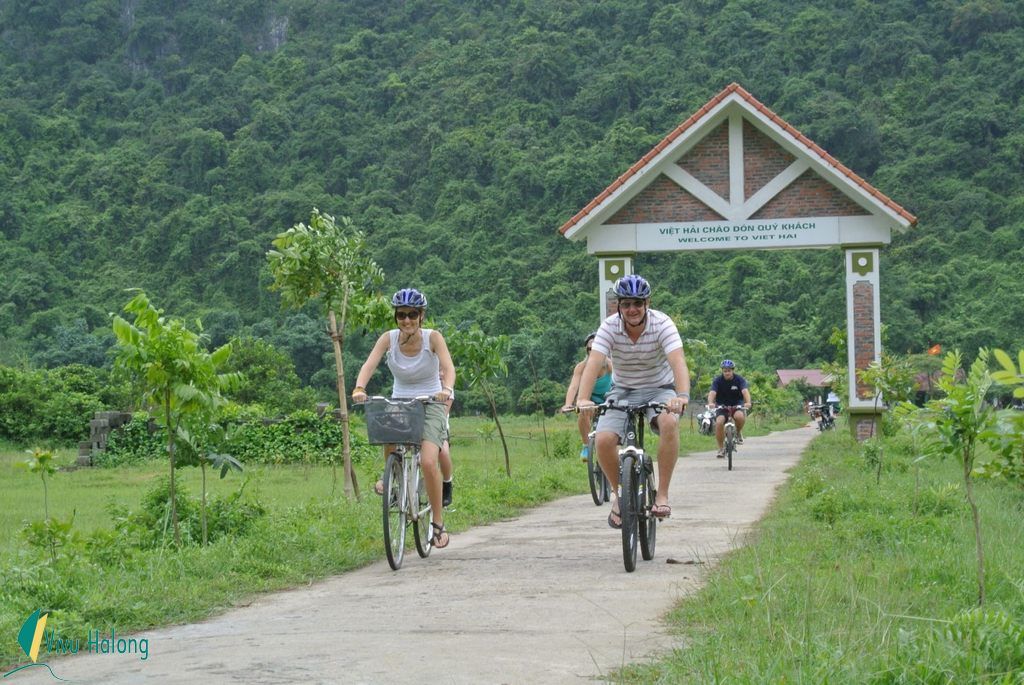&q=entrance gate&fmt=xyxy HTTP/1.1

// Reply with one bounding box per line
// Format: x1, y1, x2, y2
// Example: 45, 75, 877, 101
559, 84, 916, 439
